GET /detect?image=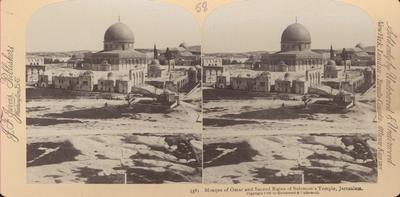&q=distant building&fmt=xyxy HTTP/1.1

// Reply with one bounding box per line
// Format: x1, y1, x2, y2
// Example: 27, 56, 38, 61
98, 74, 115, 92
363, 67, 374, 86
222, 55, 249, 64
26, 55, 44, 66
67, 54, 85, 68
47, 56, 70, 63
322, 46, 374, 93
52, 73, 79, 90
115, 78, 131, 94
146, 69, 191, 93
218, 66, 321, 95
274, 79, 292, 93
165, 71, 190, 92
292, 80, 308, 94
202, 56, 224, 84
215, 75, 230, 89
128, 66, 145, 87
202, 56, 222, 67
305, 67, 322, 87
37, 75, 49, 88
155, 43, 200, 66
230, 71, 271, 92
46, 64, 144, 93
173, 42, 201, 66
77, 71, 95, 91
26, 55, 45, 85
334, 43, 375, 66
188, 67, 199, 85
274, 69, 321, 94
322, 69, 366, 93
